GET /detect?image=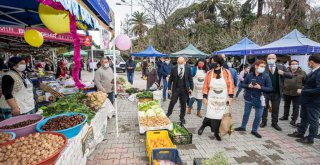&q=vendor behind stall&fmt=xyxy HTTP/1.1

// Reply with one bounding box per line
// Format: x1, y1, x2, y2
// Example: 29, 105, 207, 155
0, 57, 35, 119
44, 58, 54, 74
56, 60, 68, 79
